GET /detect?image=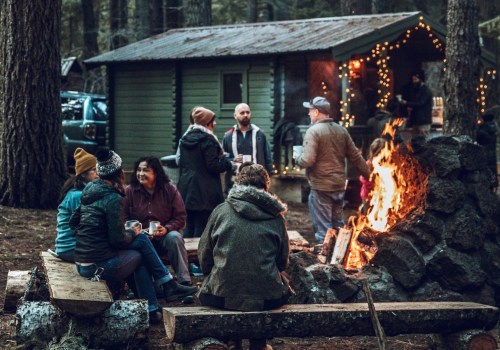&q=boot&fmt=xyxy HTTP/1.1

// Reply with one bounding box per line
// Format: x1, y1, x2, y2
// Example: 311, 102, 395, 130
162, 280, 197, 302
149, 309, 163, 324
